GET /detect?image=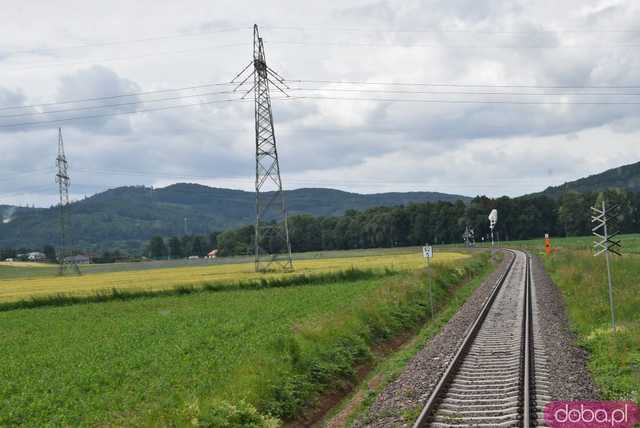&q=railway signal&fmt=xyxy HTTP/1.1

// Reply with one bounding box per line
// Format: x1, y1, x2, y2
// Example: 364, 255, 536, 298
422, 244, 434, 317
591, 199, 622, 333
488, 209, 498, 248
